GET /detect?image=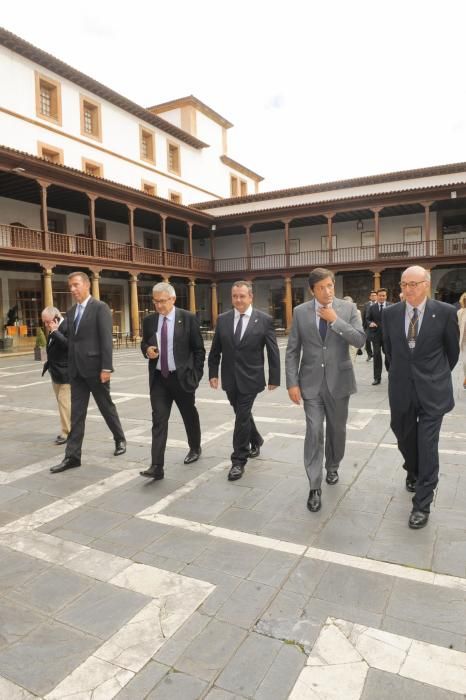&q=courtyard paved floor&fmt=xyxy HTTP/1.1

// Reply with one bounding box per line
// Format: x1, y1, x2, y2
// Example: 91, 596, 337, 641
0, 344, 465, 699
